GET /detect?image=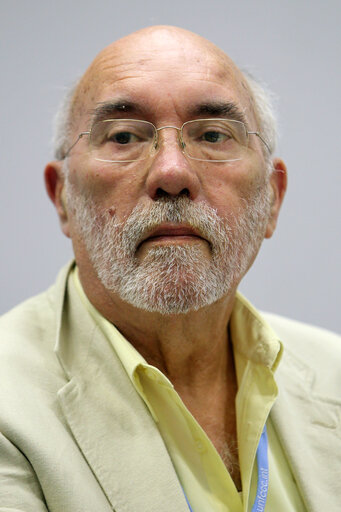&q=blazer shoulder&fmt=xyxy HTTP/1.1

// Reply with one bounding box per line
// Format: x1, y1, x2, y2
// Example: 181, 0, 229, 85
0, 262, 72, 347
262, 312, 340, 349
0, 290, 53, 340
263, 311, 341, 398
